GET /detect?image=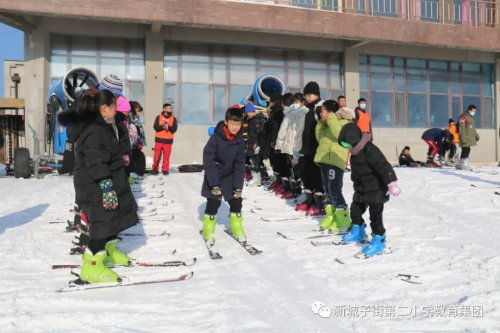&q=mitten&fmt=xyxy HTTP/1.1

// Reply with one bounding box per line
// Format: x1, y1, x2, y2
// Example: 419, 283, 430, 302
99, 178, 119, 210
387, 181, 401, 196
